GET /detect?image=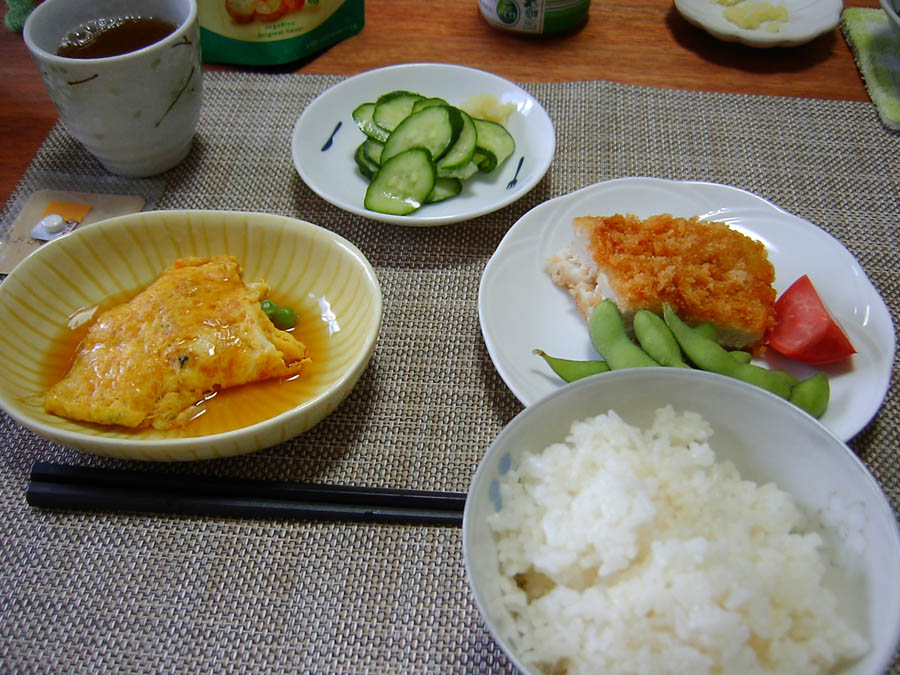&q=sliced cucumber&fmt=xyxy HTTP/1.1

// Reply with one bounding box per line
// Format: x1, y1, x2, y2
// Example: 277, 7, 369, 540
352, 102, 389, 143
363, 138, 383, 166
364, 148, 436, 216
352, 90, 517, 216
473, 118, 515, 172
354, 141, 379, 180
439, 160, 479, 180
381, 105, 463, 164
426, 177, 462, 203
372, 90, 425, 132
412, 97, 450, 113
436, 109, 477, 175
473, 148, 496, 173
